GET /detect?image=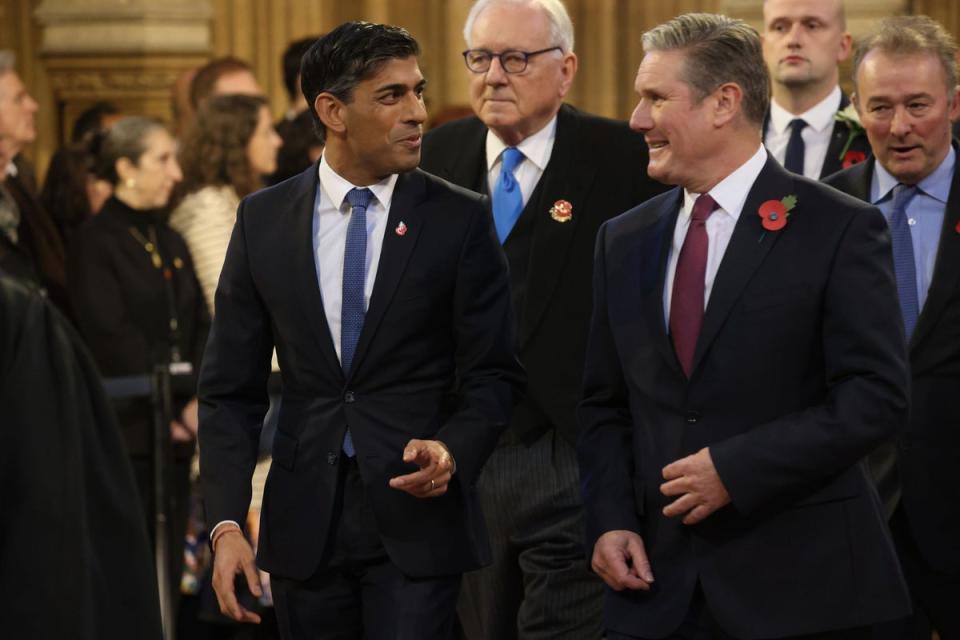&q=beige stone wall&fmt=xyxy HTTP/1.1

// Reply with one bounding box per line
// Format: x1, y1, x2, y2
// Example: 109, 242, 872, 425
0, 0, 955, 179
